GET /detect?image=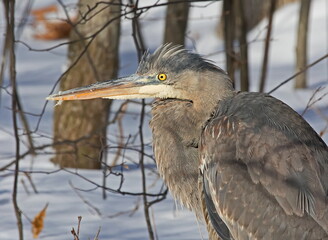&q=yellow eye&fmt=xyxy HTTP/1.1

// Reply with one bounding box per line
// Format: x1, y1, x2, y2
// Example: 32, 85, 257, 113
157, 73, 167, 81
